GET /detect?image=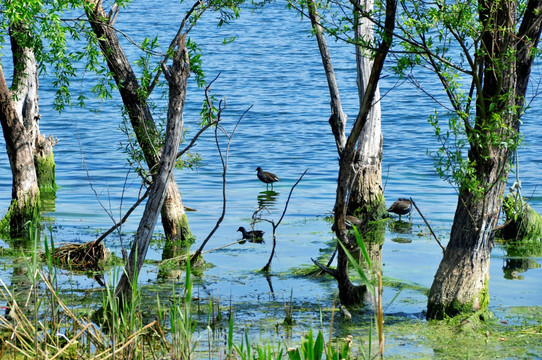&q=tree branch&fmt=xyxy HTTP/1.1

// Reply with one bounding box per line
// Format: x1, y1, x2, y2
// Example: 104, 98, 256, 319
190, 82, 251, 261
260, 169, 308, 272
